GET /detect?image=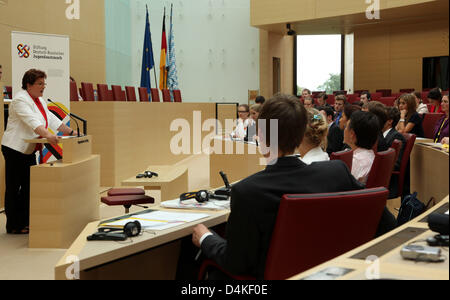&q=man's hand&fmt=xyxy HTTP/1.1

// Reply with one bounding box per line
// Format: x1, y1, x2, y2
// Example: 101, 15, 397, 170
192, 224, 211, 248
